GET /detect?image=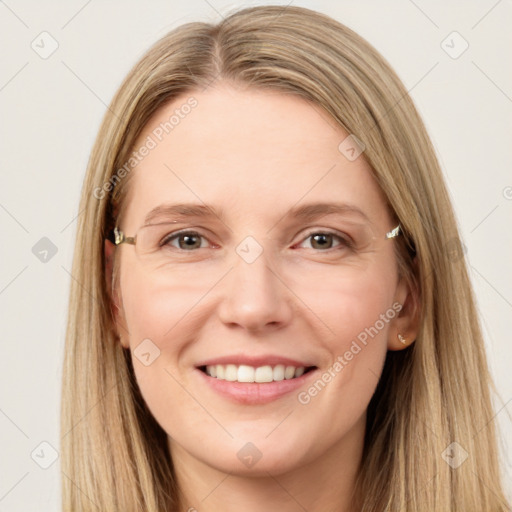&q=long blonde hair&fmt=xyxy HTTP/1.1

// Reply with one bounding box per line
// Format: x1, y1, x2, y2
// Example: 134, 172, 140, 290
61, 5, 509, 511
